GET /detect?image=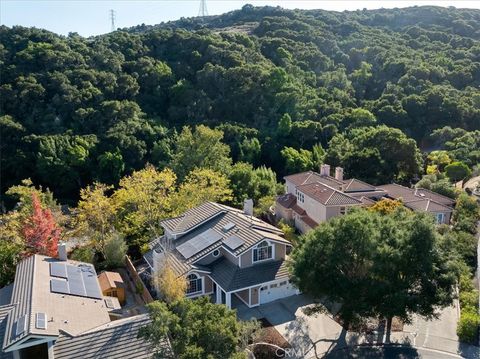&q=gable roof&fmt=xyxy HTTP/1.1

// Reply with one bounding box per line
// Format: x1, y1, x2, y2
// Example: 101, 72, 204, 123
97, 271, 125, 291
415, 188, 456, 206
297, 182, 362, 206
378, 183, 422, 203
146, 202, 289, 277
209, 258, 289, 292
3, 255, 111, 352
161, 202, 225, 235
405, 199, 454, 213
53, 314, 158, 359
